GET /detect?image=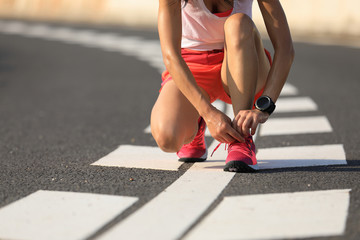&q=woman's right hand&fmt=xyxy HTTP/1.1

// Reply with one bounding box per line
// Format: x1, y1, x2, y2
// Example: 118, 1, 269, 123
203, 107, 244, 143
